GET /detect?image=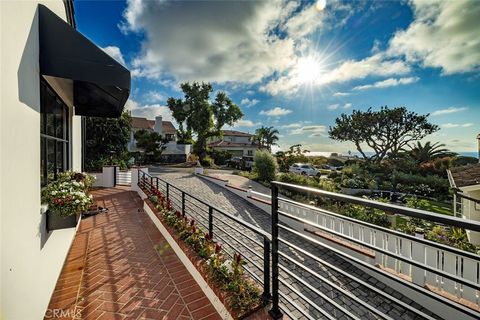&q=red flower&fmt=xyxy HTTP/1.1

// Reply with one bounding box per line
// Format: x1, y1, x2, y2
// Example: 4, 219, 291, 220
191, 225, 196, 233
234, 253, 242, 264
215, 242, 222, 254
184, 216, 188, 224
204, 233, 212, 242
176, 211, 181, 219
190, 218, 195, 227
